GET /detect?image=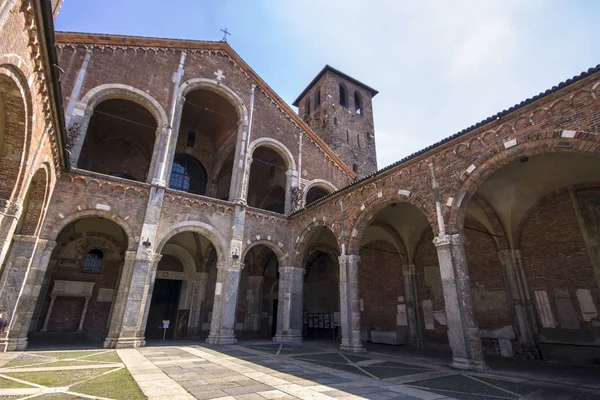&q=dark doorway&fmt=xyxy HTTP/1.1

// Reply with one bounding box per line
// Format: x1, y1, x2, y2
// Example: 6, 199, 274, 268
271, 299, 278, 337
145, 279, 181, 340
